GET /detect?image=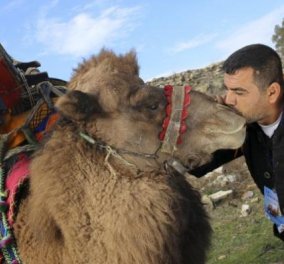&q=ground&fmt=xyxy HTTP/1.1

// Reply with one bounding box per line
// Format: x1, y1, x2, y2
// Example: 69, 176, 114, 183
192, 158, 284, 264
